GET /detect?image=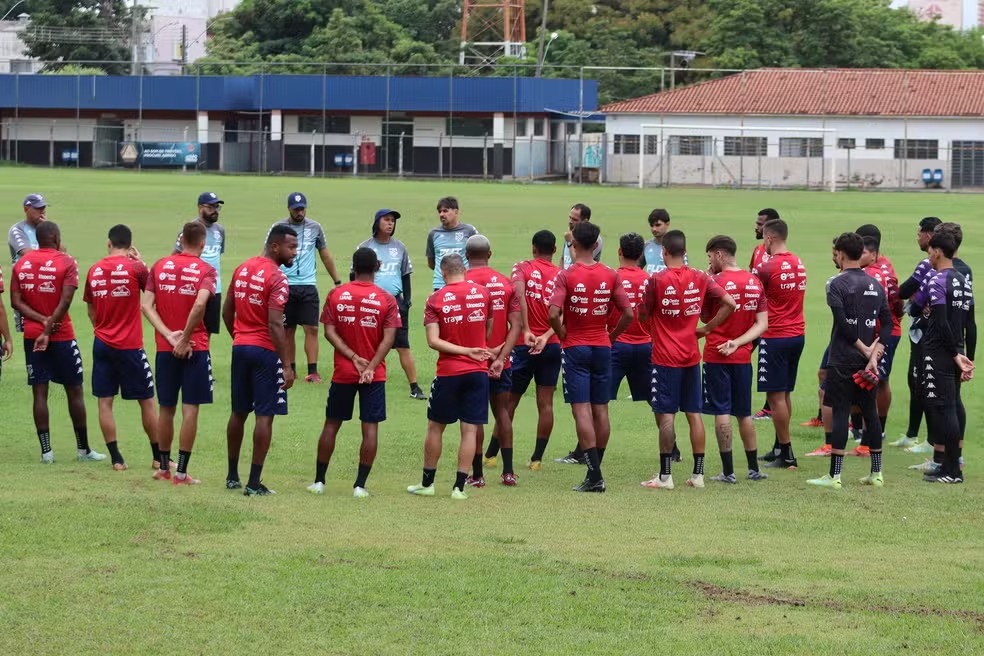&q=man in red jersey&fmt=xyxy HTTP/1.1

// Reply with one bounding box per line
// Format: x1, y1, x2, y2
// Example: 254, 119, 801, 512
0, 263, 13, 383
755, 218, 807, 470
142, 222, 217, 485
548, 222, 633, 493
223, 224, 297, 497
464, 235, 522, 487
608, 233, 651, 403
10, 222, 103, 464
84, 225, 157, 471
750, 208, 779, 423
702, 236, 769, 483
487, 230, 563, 470
637, 229, 735, 490
308, 247, 400, 498
407, 254, 493, 500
